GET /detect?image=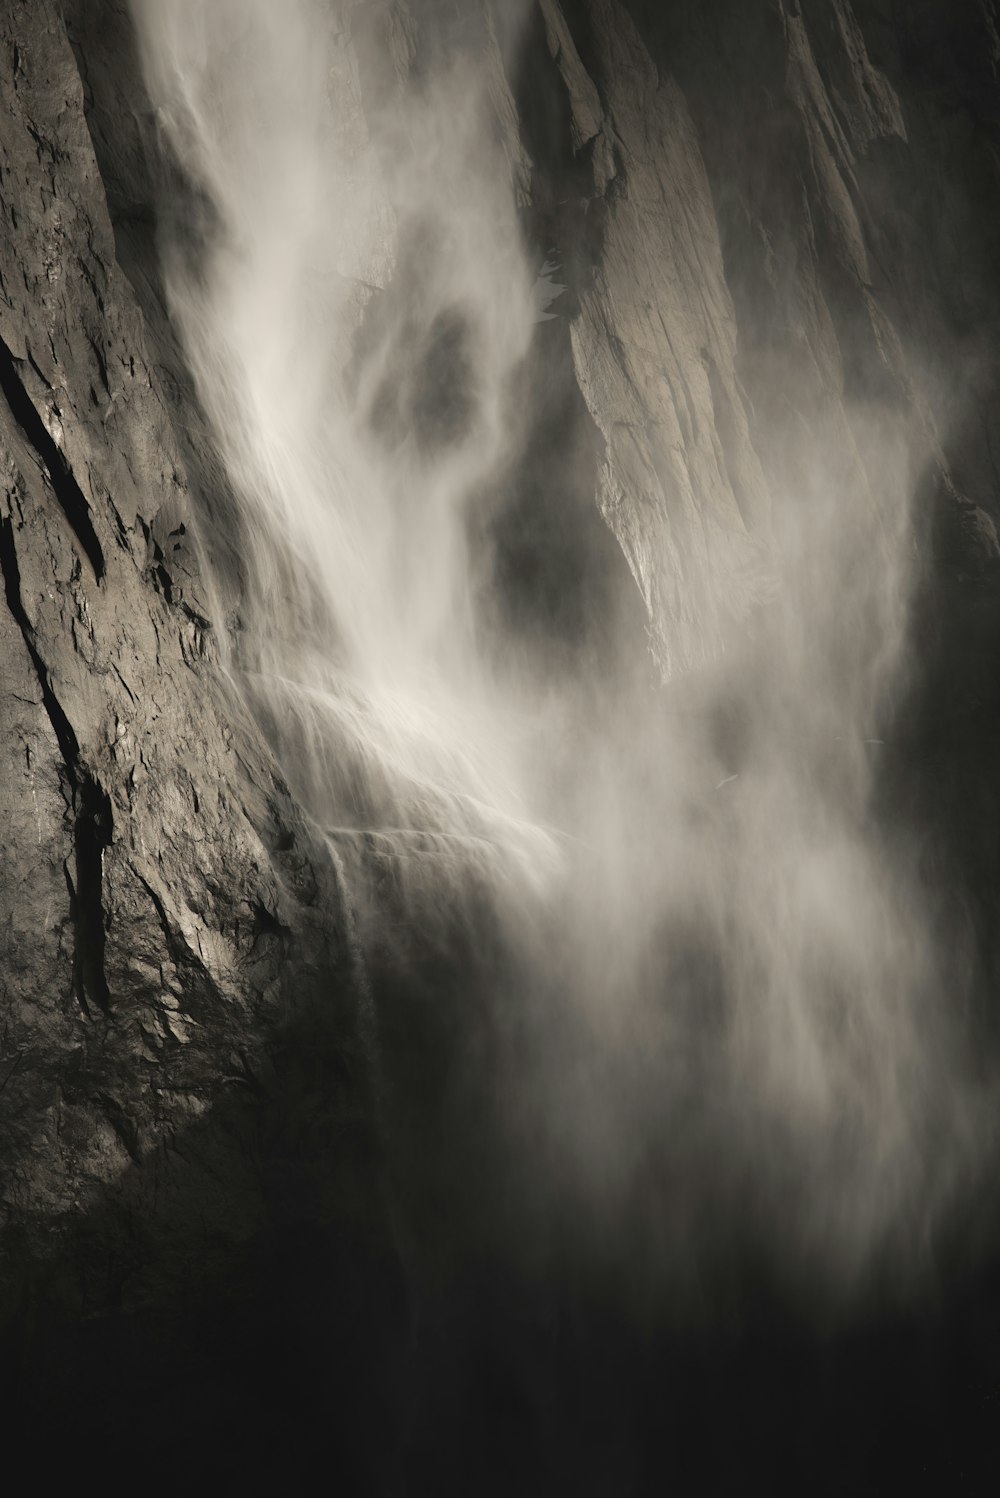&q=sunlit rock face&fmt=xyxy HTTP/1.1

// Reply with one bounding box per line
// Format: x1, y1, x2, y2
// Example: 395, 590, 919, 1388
3, 0, 1000, 1490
